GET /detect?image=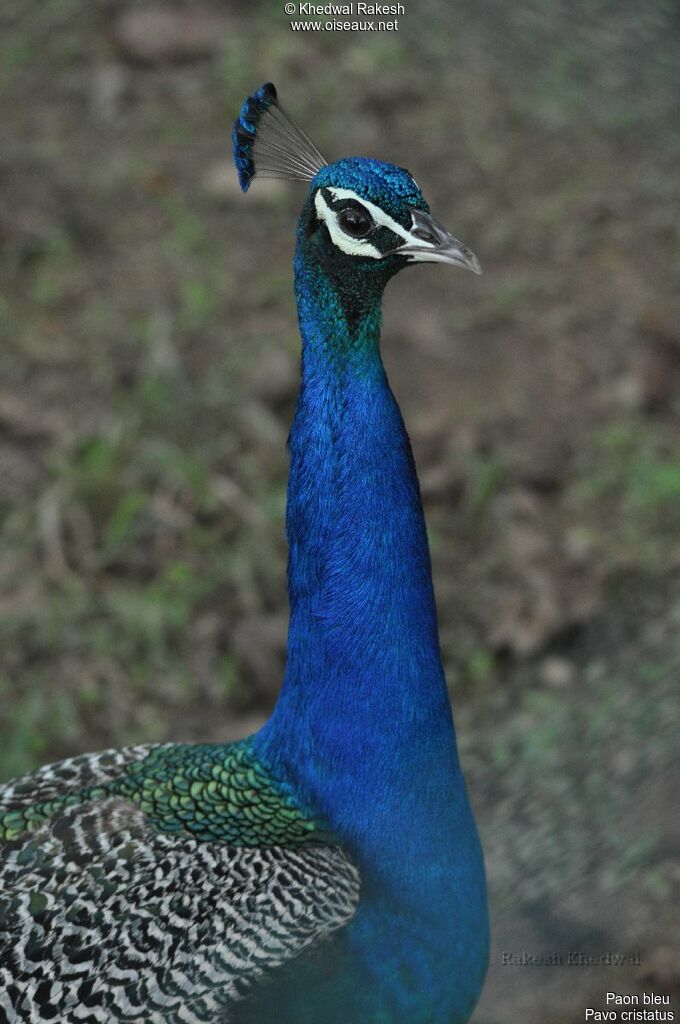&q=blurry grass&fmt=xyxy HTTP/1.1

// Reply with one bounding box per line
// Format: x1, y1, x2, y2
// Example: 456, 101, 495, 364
0, 340, 287, 777
602, 424, 680, 516
465, 454, 506, 515
575, 422, 680, 559
464, 648, 496, 688
0, 682, 80, 780
469, 647, 680, 909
